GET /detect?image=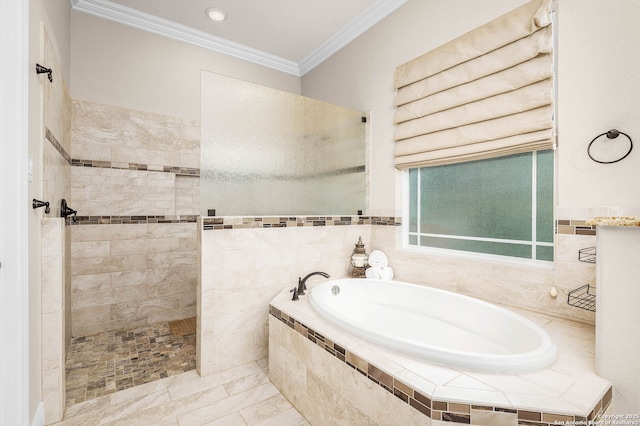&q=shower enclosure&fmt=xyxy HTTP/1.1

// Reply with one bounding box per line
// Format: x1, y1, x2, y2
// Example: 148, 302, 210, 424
201, 71, 367, 216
